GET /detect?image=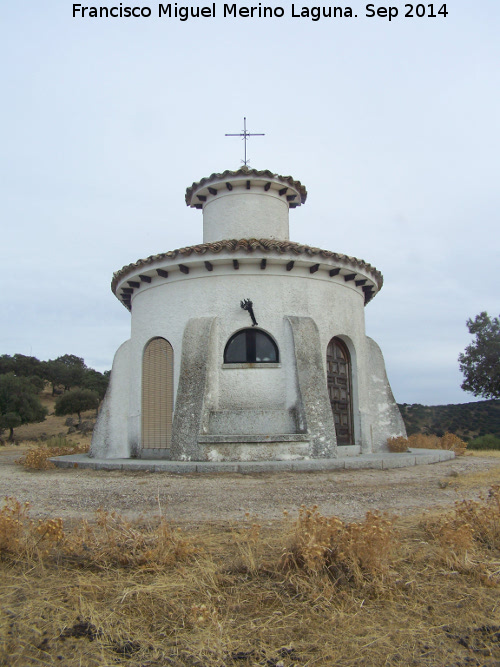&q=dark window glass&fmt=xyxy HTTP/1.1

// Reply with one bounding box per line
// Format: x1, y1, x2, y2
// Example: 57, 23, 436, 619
255, 333, 277, 362
225, 332, 247, 363
224, 329, 279, 364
